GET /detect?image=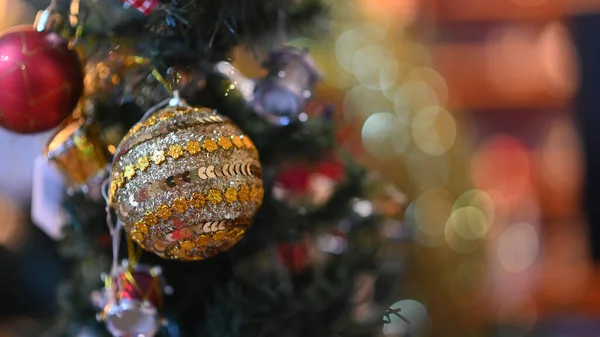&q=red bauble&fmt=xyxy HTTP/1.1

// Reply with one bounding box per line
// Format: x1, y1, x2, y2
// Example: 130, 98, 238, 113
0, 27, 83, 134
276, 236, 312, 274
